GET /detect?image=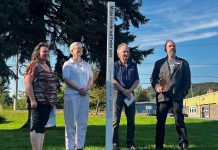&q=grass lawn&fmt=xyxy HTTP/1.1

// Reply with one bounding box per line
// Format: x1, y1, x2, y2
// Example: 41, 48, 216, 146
0, 109, 218, 150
